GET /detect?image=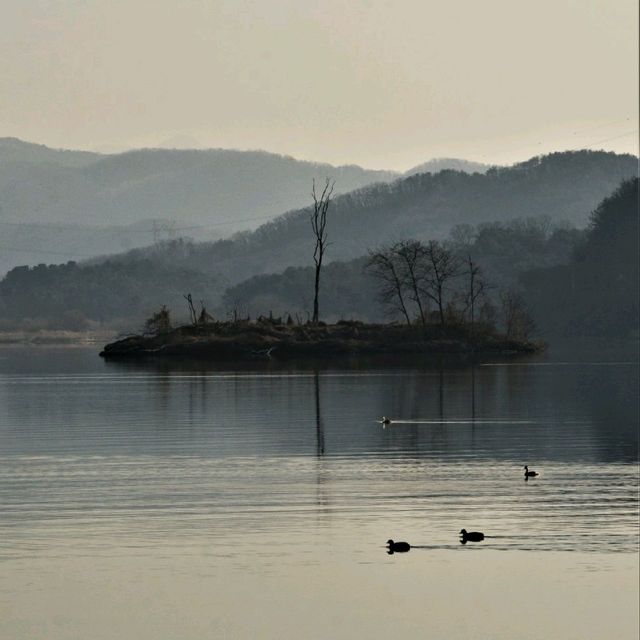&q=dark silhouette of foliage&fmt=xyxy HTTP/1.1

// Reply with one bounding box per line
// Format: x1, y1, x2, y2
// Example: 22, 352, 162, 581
521, 178, 639, 337
144, 305, 172, 335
